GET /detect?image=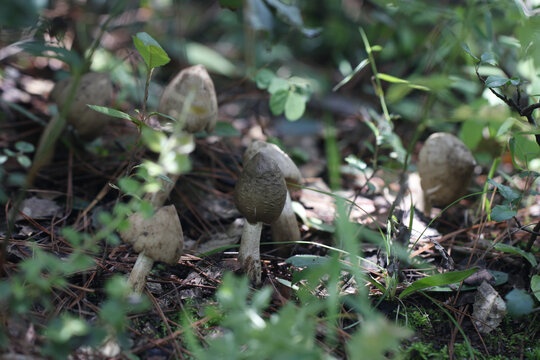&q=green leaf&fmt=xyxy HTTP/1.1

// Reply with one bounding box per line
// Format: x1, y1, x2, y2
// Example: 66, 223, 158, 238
490, 205, 517, 222
87, 105, 139, 124
268, 77, 289, 94
461, 43, 479, 61
494, 243, 537, 267
284, 91, 306, 121
285, 255, 330, 267
480, 52, 497, 66
399, 268, 479, 299
212, 121, 240, 137
505, 289, 534, 317
269, 90, 288, 115
184, 42, 238, 77
487, 179, 521, 202
264, 0, 322, 38
531, 275, 540, 302
16, 155, 31, 168
255, 69, 275, 89
509, 77, 521, 86
15, 141, 34, 153
459, 120, 483, 150
141, 126, 166, 153
133, 32, 170, 69
377, 73, 409, 84
427, 270, 508, 292
0, 155, 7, 164
485, 75, 509, 88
